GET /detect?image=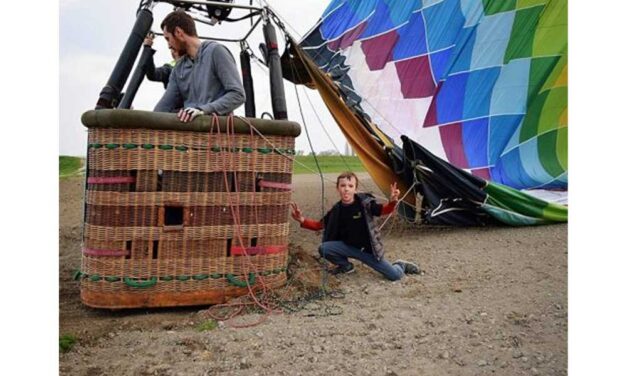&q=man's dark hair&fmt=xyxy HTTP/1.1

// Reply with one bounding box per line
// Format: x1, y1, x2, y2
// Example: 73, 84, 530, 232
161, 11, 198, 37
336, 171, 359, 188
